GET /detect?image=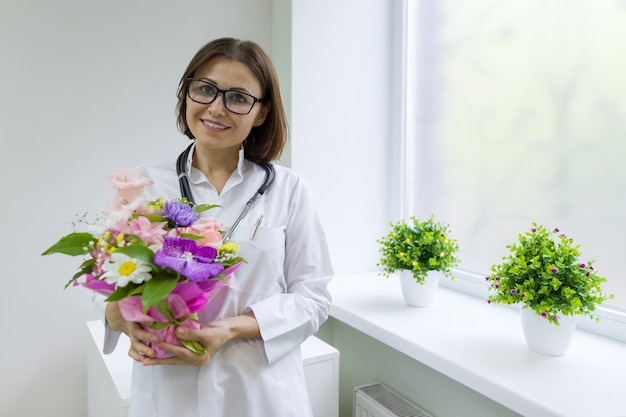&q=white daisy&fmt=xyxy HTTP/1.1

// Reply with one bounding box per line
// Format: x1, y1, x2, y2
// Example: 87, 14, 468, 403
101, 252, 152, 287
